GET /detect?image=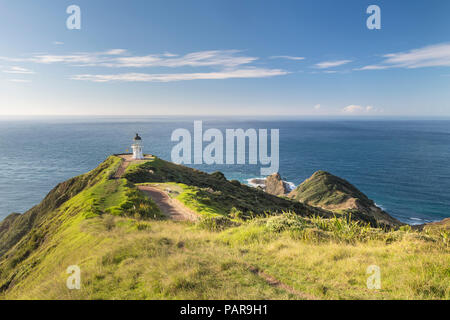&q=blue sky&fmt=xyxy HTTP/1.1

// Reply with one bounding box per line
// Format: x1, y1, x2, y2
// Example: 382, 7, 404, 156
0, 0, 449, 116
